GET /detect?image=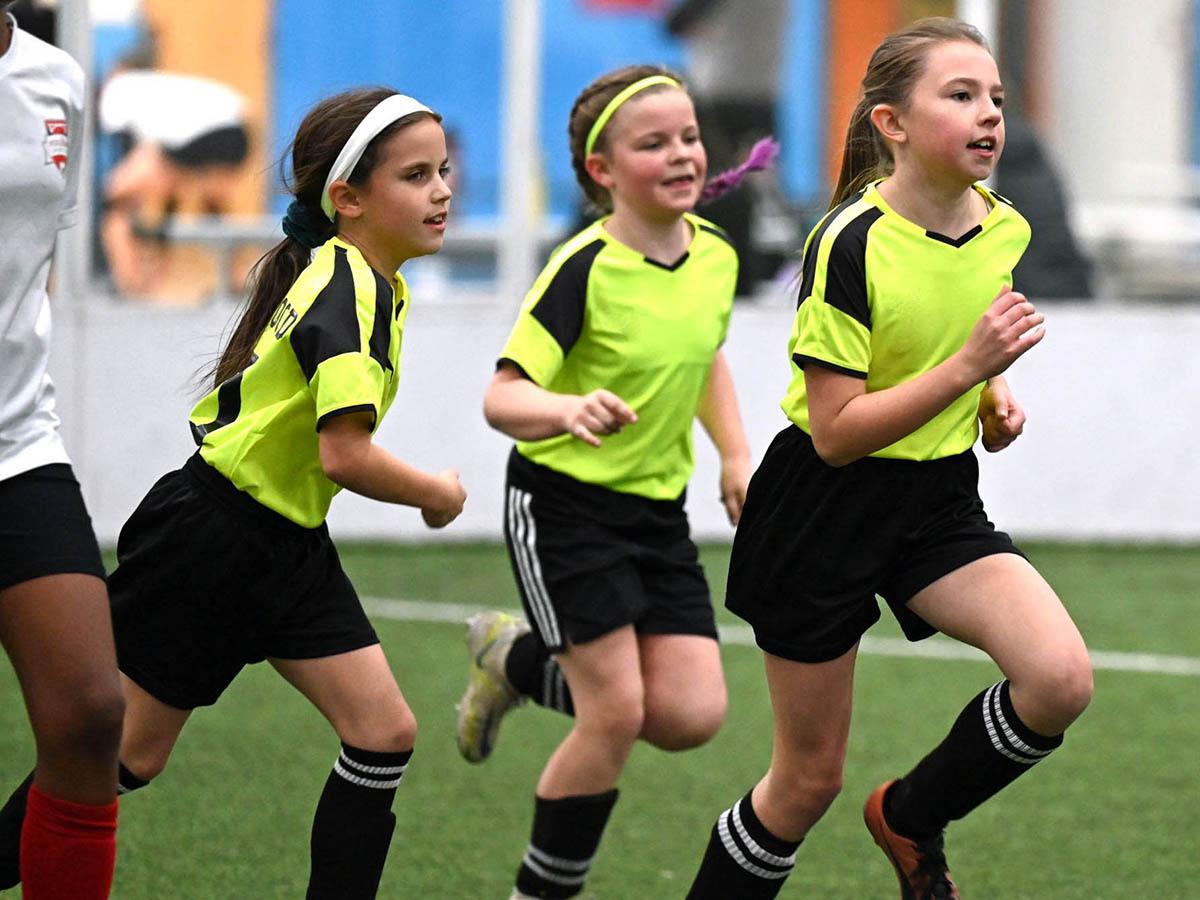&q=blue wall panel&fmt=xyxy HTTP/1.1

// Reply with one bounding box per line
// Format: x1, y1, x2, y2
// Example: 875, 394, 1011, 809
273, 1, 820, 216
273, 0, 505, 215
779, 0, 826, 204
